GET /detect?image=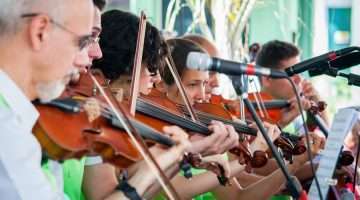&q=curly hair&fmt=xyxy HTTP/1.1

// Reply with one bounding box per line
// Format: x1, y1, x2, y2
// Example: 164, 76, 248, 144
93, 10, 169, 81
